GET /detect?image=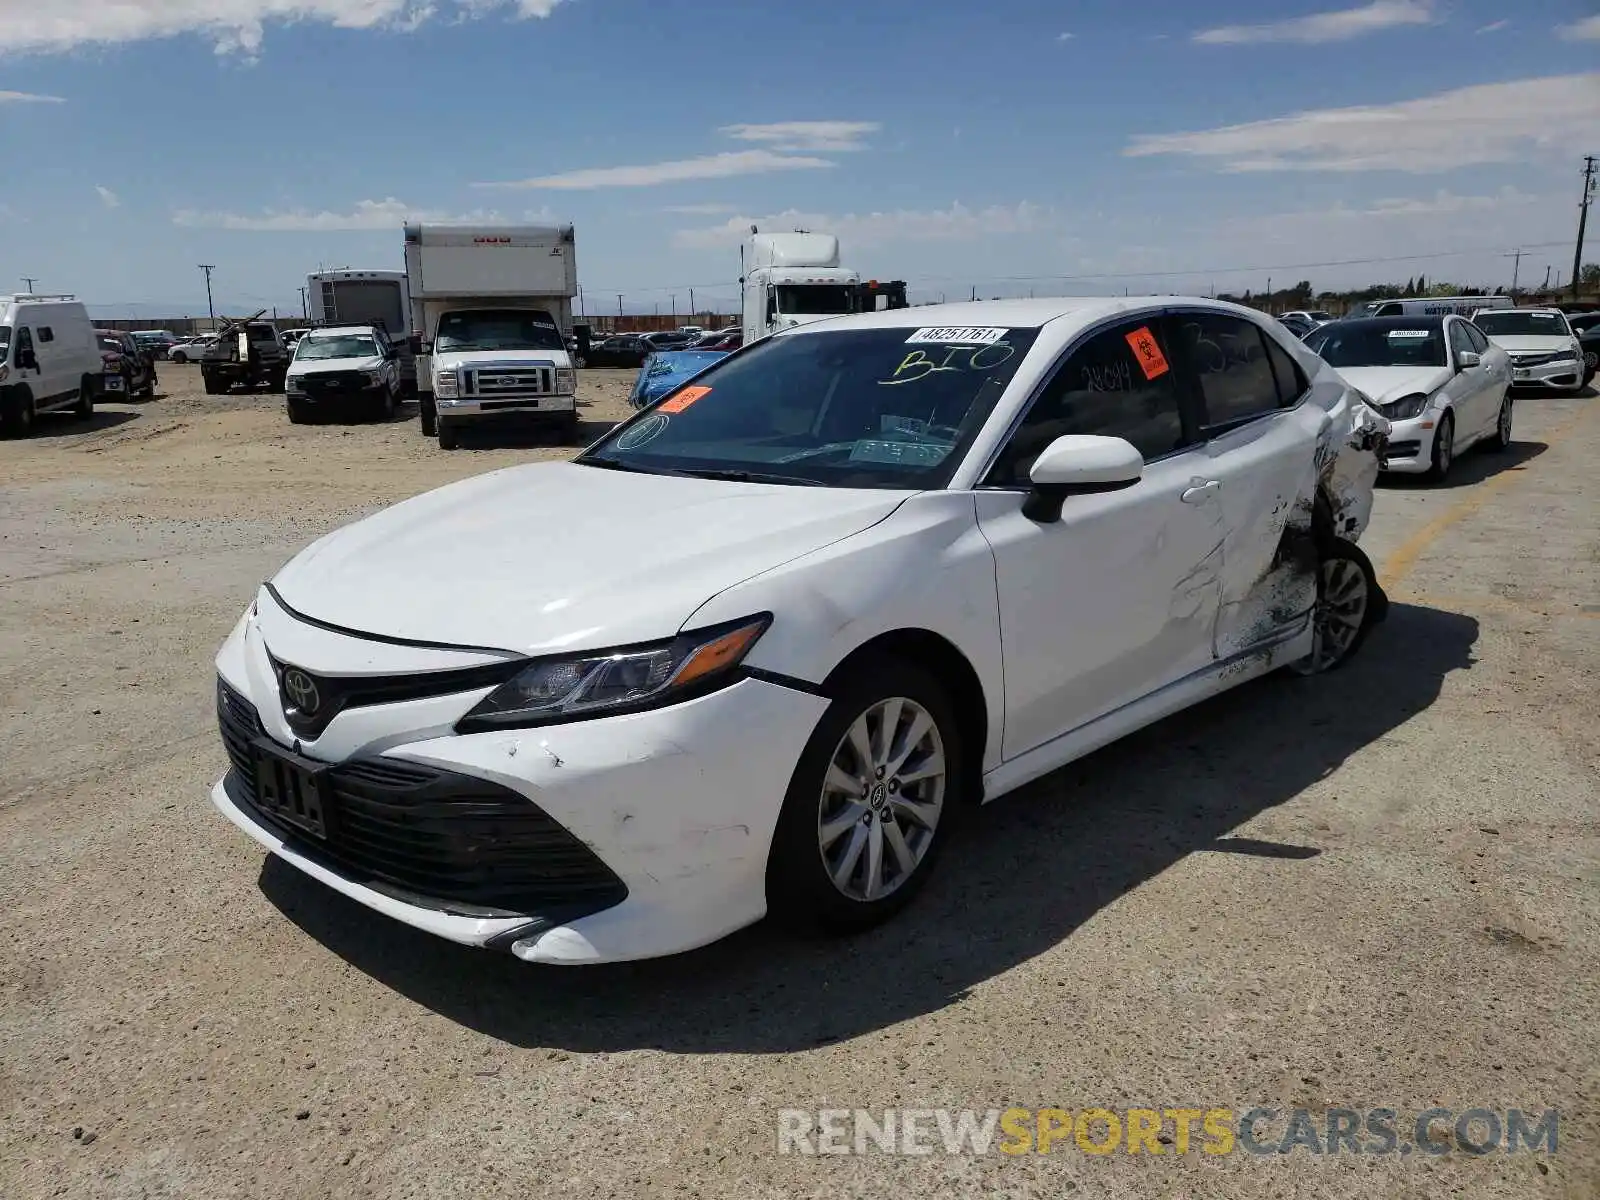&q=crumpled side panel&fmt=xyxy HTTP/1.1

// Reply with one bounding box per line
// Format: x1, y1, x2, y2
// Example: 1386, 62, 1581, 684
1324, 398, 1391, 541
